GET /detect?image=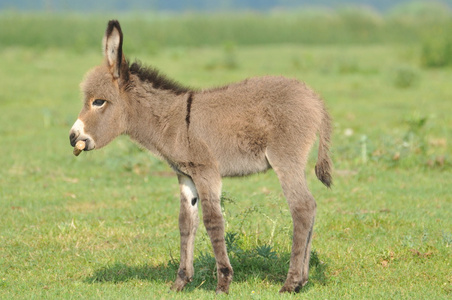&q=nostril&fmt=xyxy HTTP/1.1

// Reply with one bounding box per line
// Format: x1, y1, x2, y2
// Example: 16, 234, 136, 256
69, 132, 78, 147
